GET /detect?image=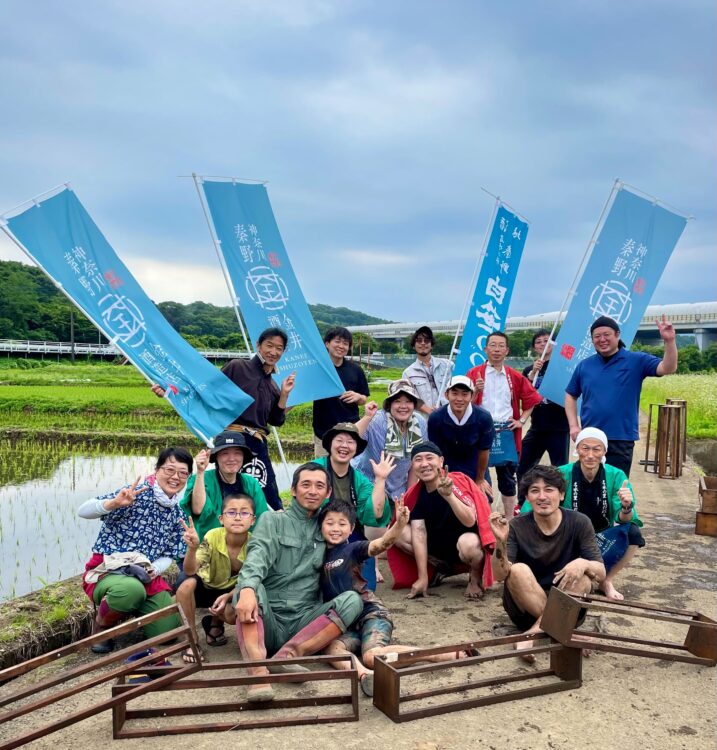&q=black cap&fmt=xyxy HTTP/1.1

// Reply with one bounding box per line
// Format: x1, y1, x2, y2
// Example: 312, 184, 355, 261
590, 316, 620, 334
209, 431, 254, 463
410, 441, 443, 460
